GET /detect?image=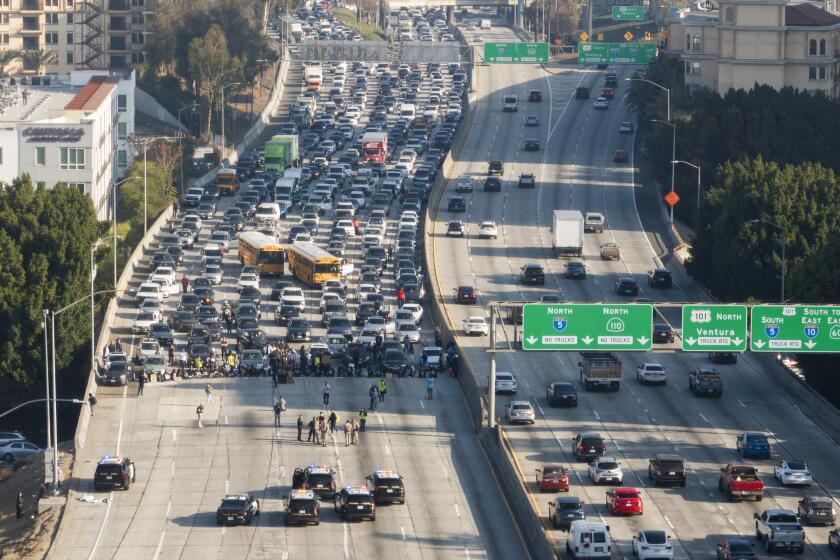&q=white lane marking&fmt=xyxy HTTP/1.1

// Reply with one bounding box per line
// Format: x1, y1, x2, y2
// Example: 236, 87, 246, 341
377, 414, 384, 424
224, 415, 229, 425
699, 413, 711, 424
454, 503, 461, 517
171, 428, 177, 442
170, 461, 175, 478
401, 526, 406, 541
343, 522, 350, 560
664, 515, 675, 530
225, 480, 229, 494
86, 493, 113, 560
537, 404, 545, 416
593, 409, 600, 421
419, 400, 425, 410
441, 464, 447, 478
465, 547, 471, 560
385, 444, 391, 456
738, 399, 747, 408
152, 529, 167, 560
281, 553, 289, 560
115, 385, 127, 453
